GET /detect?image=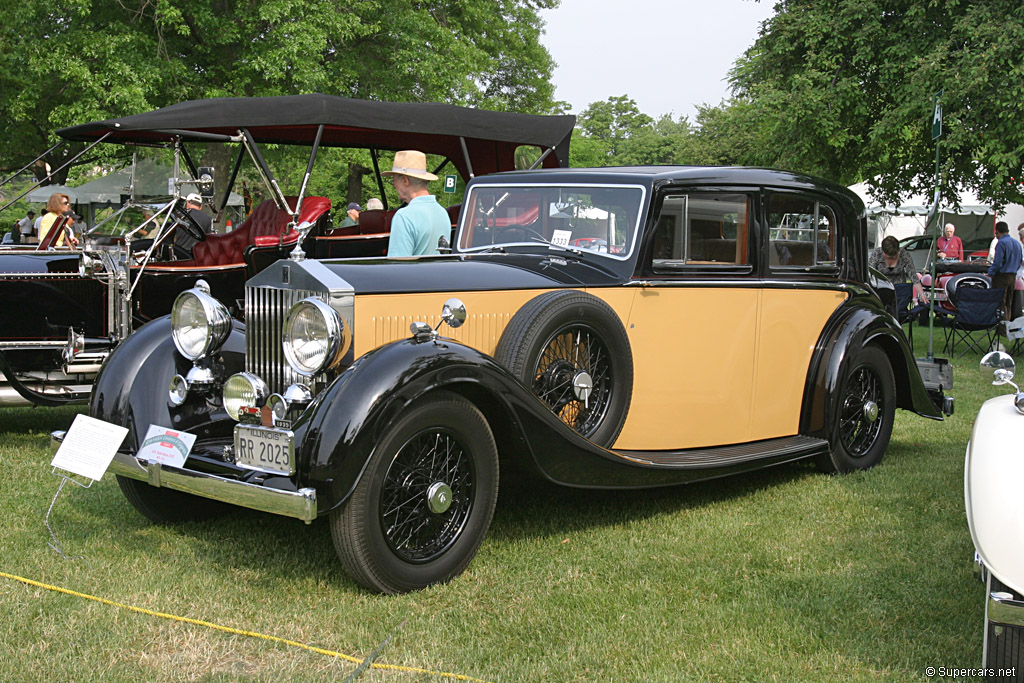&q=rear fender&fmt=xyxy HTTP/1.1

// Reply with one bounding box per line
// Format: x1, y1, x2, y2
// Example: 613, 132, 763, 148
801, 300, 941, 438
